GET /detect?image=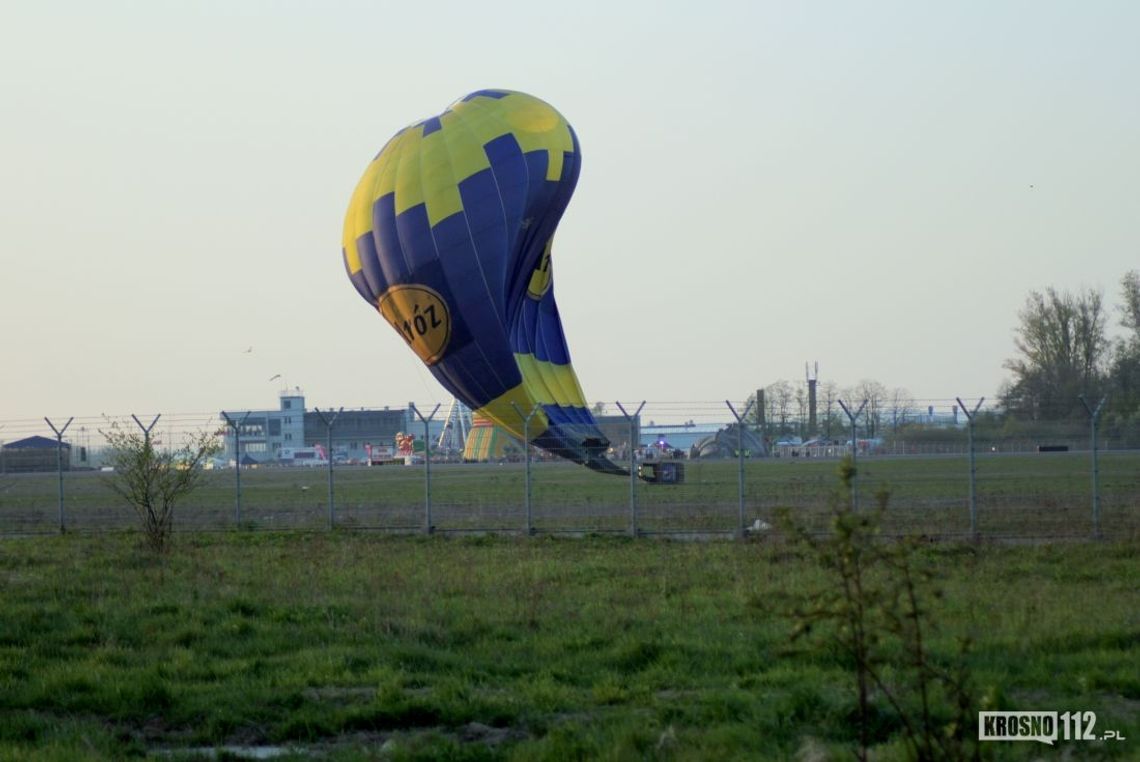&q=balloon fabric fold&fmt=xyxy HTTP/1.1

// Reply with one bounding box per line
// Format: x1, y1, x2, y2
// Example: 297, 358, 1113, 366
342, 89, 624, 475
